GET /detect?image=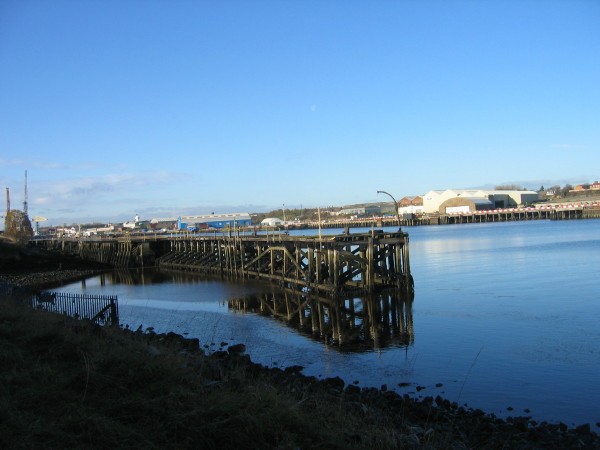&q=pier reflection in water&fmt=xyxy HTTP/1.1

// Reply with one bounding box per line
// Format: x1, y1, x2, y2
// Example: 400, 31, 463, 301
229, 289, 414, 352
84, 268, 415, 353
94, 268, 239, 287
95, 269, 180, 286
